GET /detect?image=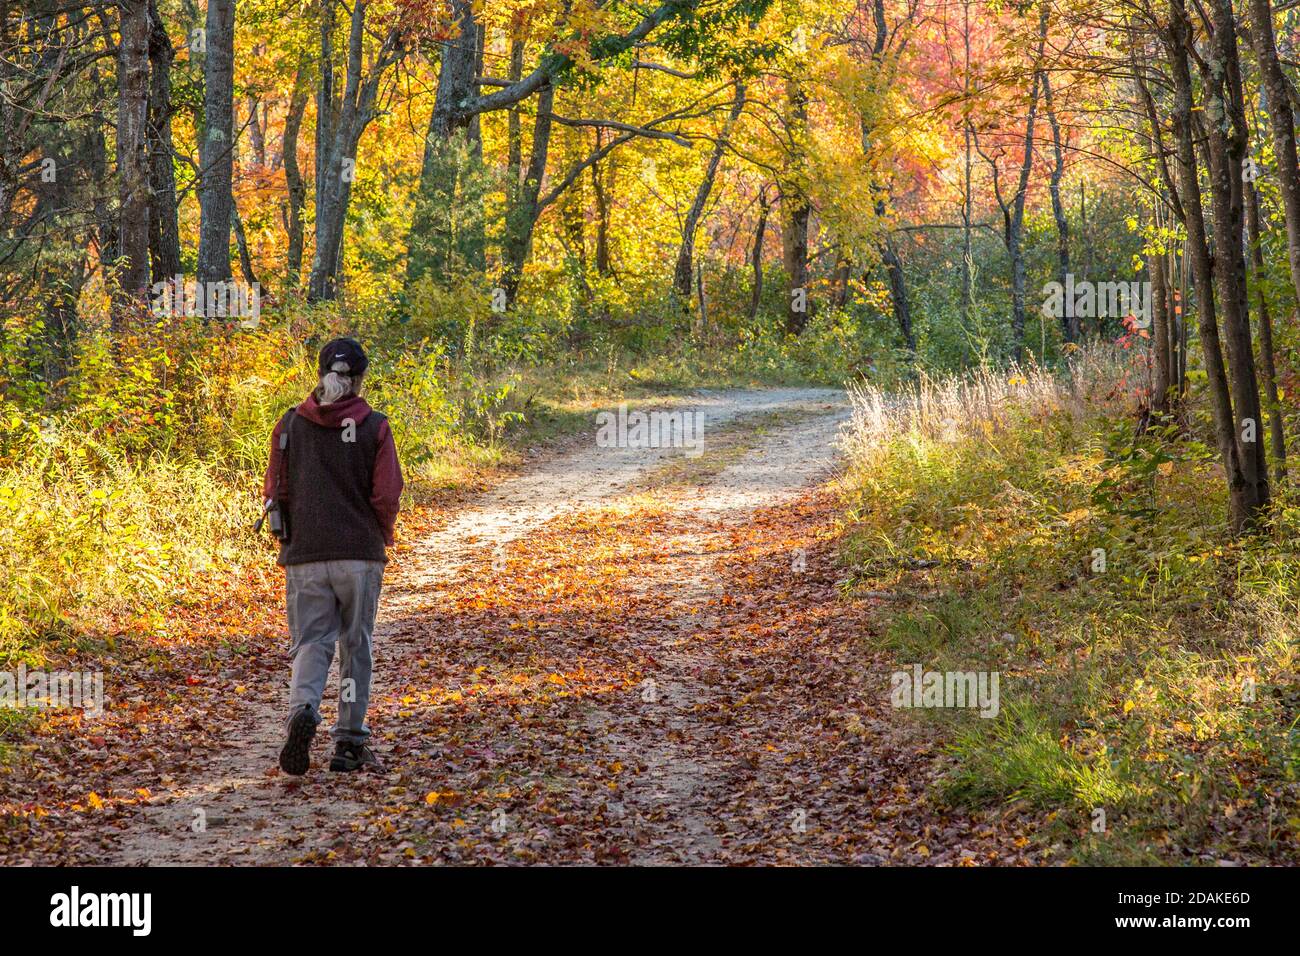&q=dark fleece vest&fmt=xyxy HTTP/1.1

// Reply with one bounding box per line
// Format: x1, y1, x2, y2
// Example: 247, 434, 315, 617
276, 408, 389, 566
